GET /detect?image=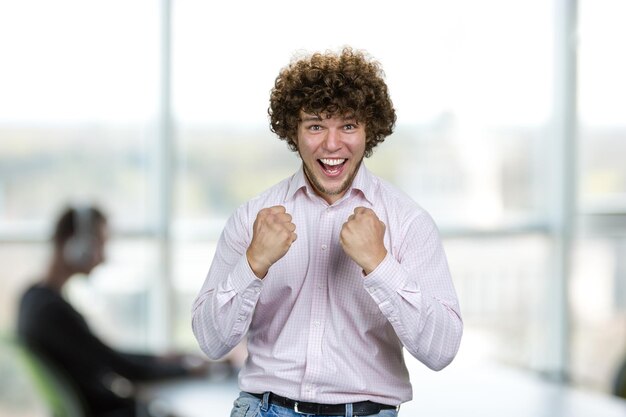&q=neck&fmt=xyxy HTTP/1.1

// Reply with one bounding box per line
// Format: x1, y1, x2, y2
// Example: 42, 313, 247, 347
41, 254, 75, 292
